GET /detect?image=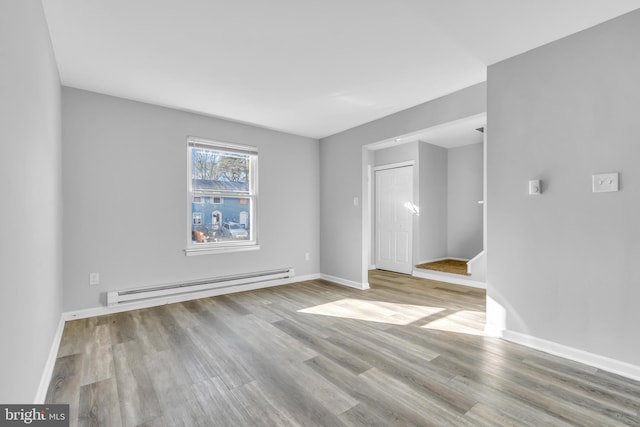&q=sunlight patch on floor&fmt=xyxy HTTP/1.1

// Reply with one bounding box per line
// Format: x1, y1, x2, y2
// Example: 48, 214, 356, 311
298, 298, 444, 325
420, 310, 485, 335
